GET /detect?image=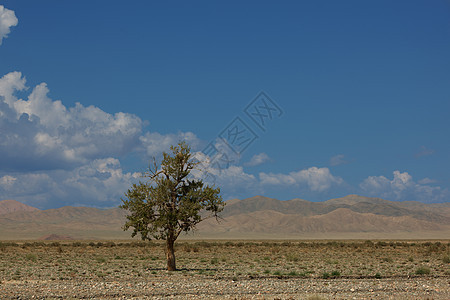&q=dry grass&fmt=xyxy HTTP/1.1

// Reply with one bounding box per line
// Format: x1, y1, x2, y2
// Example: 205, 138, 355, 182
0, 240, 449, 282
